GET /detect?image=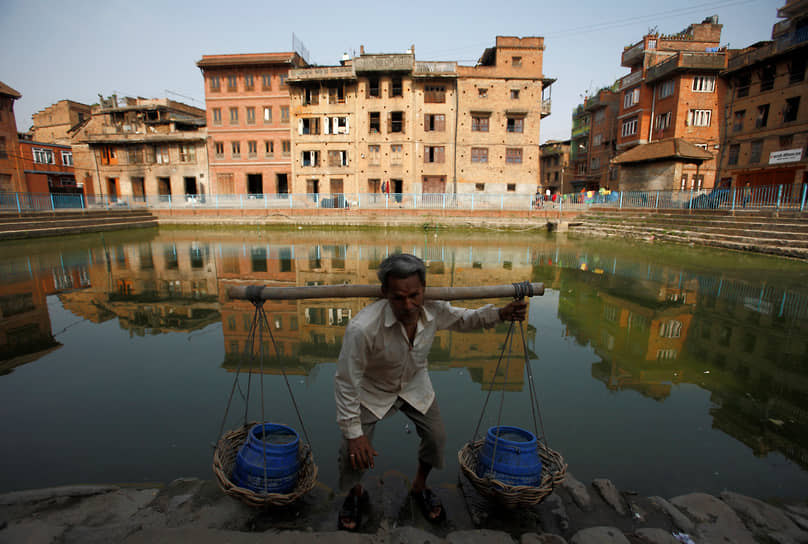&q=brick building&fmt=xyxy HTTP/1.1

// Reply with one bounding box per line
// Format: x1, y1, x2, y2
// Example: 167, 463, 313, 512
196, 52, 308, 196
17, 138, 77, 195
286, 37, 552, 200
32, 100, 92, 145
0, 81, 24, 193
583, 87, 621, 188
69, 96, 207, 201
569, 103, 590, 191
614, 17, 727, 191
539, 139, 570, 195
719, 0, 807, 194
